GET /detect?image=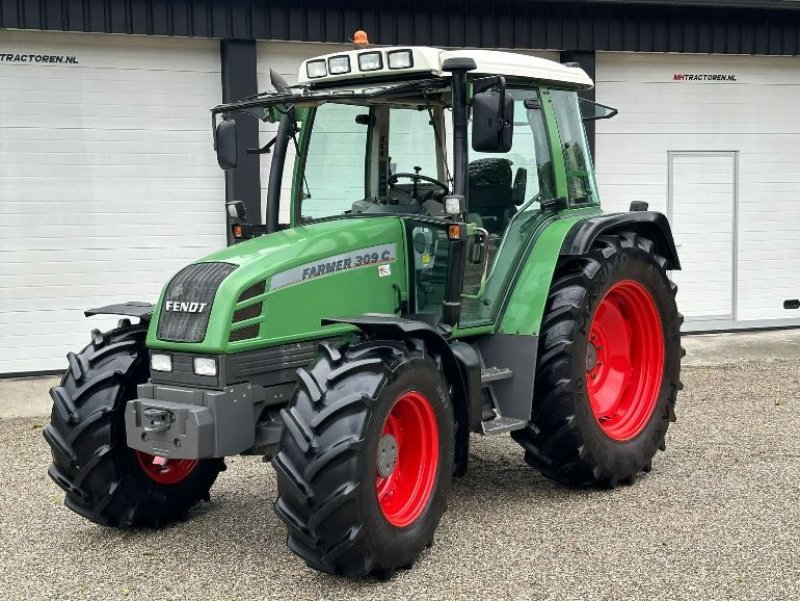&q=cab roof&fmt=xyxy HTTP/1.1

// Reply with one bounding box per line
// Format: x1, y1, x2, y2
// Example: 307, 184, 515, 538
298, 46, 594, 90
